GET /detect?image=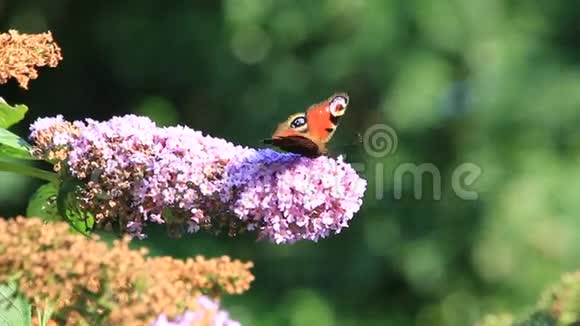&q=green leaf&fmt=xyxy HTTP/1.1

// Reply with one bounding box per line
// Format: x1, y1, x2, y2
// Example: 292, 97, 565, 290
0, 282, 32, 326
0, 128, 35, 160
27, 182, 62, 223
57, 178, 94, 236
0, 160, 58, 183
0, 99, 28, 129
